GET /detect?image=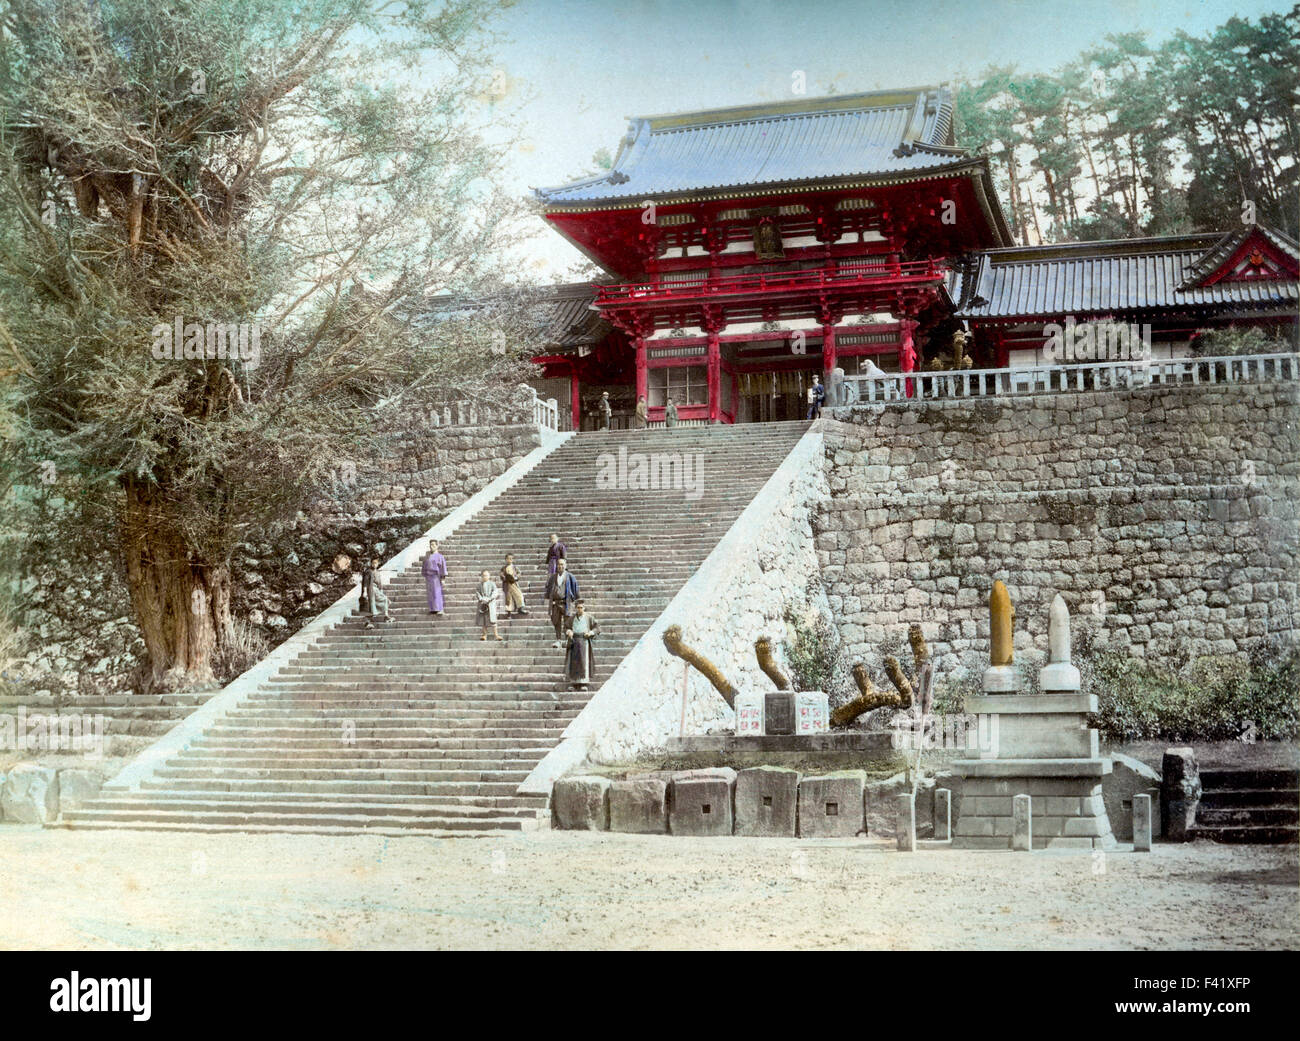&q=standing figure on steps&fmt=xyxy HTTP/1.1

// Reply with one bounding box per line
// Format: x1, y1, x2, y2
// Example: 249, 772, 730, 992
665, 395, 678, 429
423, 539, 447, 615
500, 554, 528, 617
476, 570, 503, 641
545, 557, 580, 649
565, 600, 599, 689
806, 374, 826, 419
598, 390, 612, 431
546, 533, 566, 575
364, 559, 391, 629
